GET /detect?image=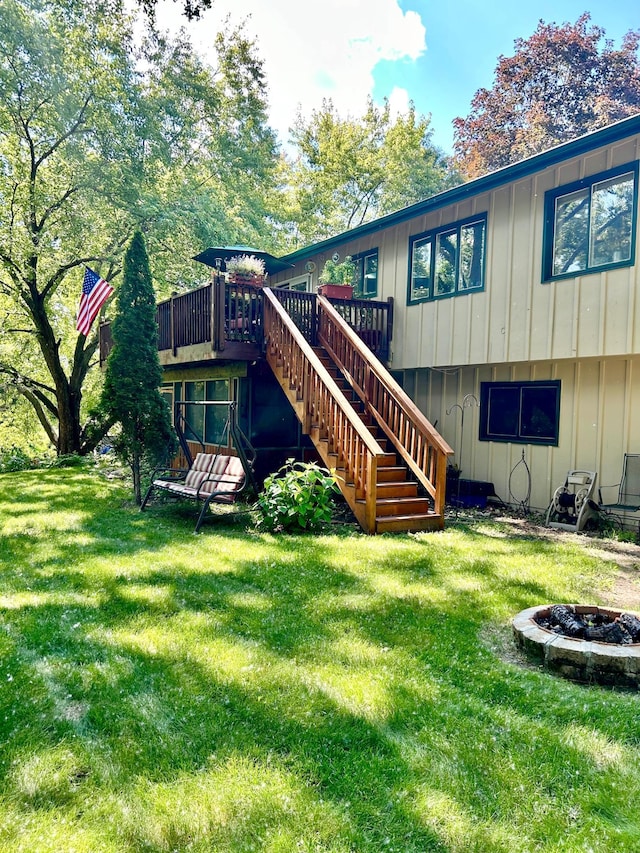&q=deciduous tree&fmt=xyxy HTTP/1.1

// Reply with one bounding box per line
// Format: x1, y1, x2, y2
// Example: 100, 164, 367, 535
278, 98, 456, 247
453, 14, 640, 179
0, 0, 277, 456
